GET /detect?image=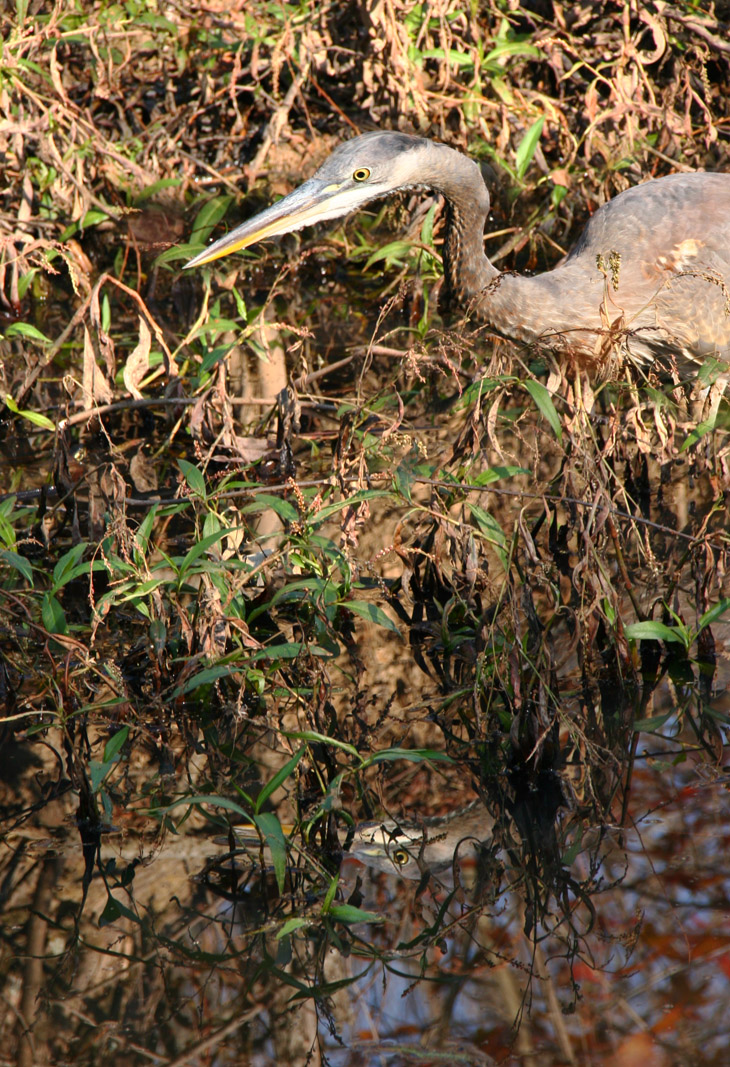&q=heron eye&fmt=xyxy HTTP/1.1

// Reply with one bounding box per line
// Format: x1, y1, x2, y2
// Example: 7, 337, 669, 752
392, 848, 410, 867
352, 167, 371, 182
